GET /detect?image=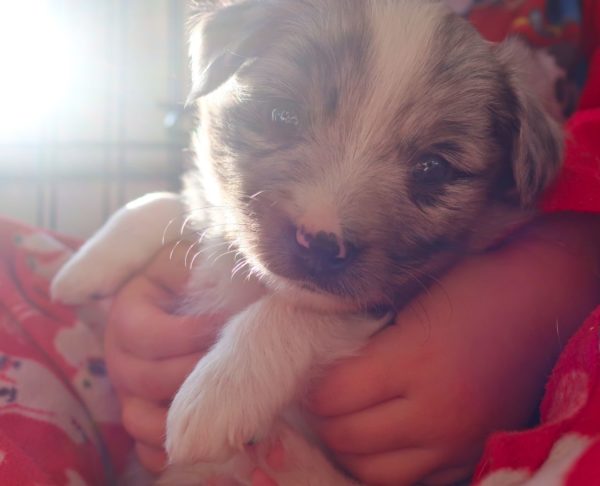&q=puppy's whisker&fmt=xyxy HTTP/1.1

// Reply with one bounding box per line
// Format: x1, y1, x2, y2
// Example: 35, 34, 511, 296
232, 249, 248, 271
223, 48, 246, 61
397, 266, 434, 301
380, 290, 399, 316
394, 266, 442, 330
410, 296, 433, 336
189, 251, 203, 269
195, 224, 238, 244
186, 235, 233, 270
161, 206, 236, 244
185, 240, 203, 269
398, 263, 452, 310
171, 200, 236, 215
168, 239, 184, 261
231, 257, 250, 279
196, 240, 230, 256
188, 240, 232, 269
179, 213, 238, 237
205, 249, 236, 266
193, 222, 250, 238
247, 190, 271, 201
213, 249, 240, 265
162, 217, 177, 246
180, 215, 195, 237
